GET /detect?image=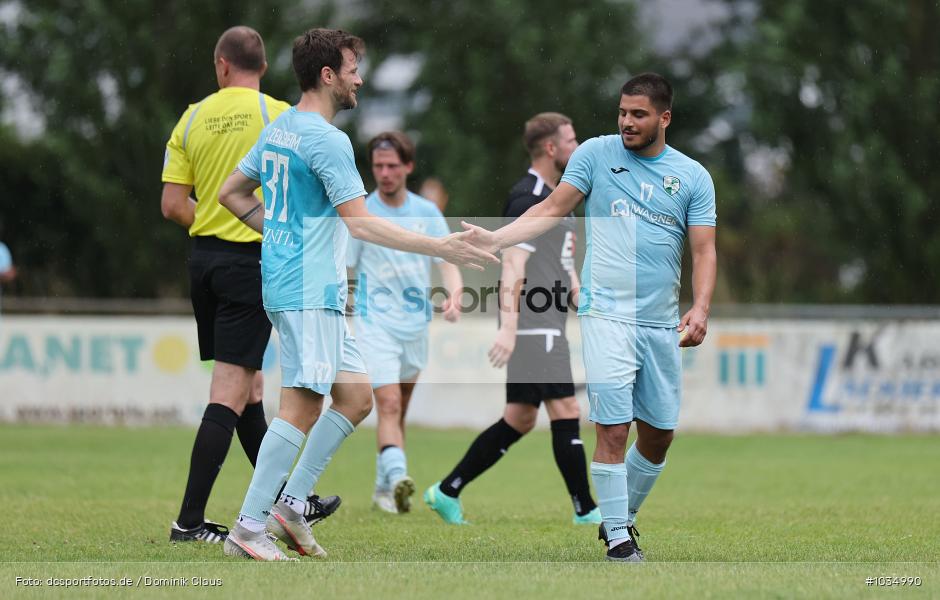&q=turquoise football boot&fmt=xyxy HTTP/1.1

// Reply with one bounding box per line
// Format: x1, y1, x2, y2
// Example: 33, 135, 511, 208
423, 482, 468, 525
573, 506, 603, 525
